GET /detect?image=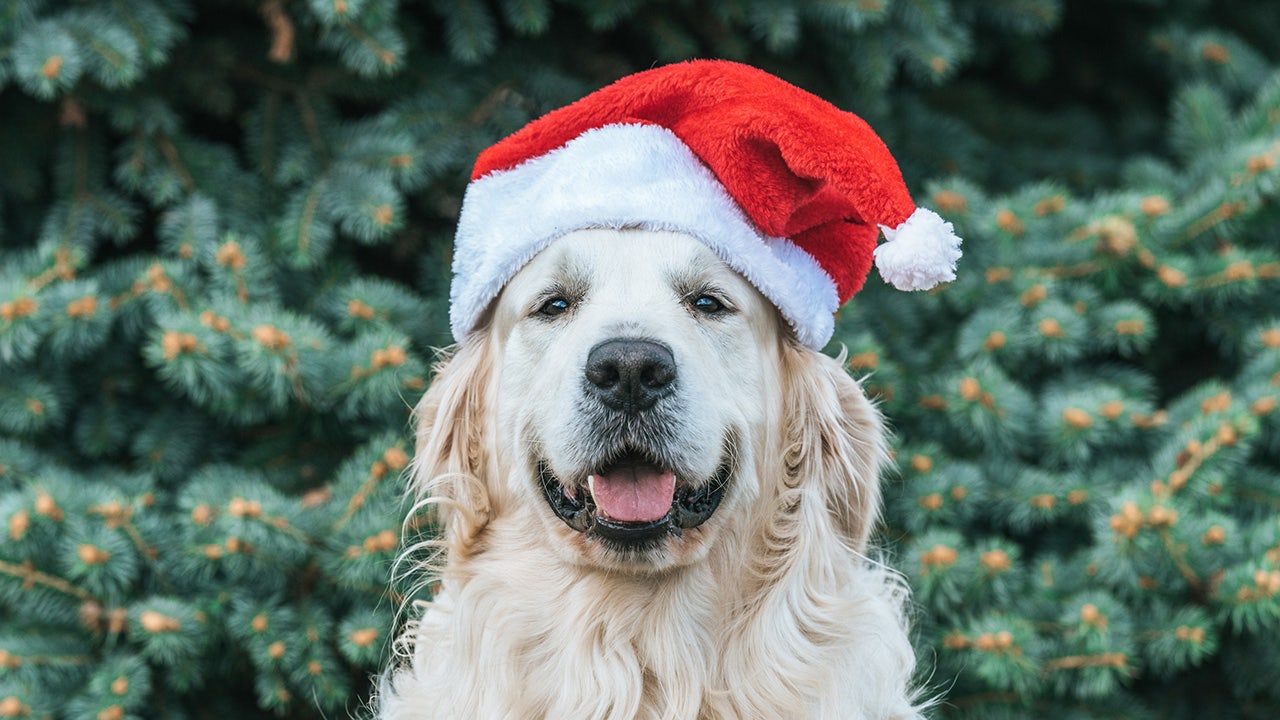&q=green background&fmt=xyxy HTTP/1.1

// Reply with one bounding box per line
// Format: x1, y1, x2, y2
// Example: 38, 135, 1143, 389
1, 0, 1278, 717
